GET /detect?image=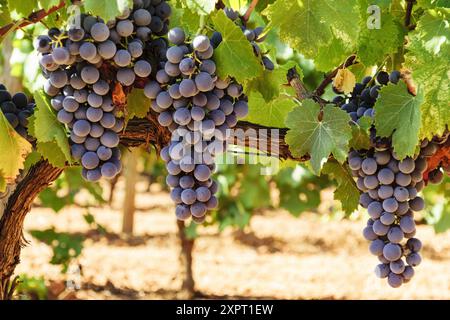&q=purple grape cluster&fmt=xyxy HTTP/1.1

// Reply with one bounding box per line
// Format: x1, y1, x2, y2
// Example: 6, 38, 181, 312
335, 71, 427, 287
350, 148, 425, 287
145, 29, 249, 223
35, 0, 171, 181
214, 7, 274, 71
0, 84, 35, 139
333, 70, 401, 124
